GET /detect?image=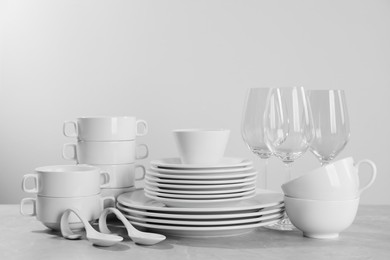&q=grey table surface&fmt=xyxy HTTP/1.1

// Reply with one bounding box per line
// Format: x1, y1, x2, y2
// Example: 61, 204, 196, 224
0, 204, 389, 260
